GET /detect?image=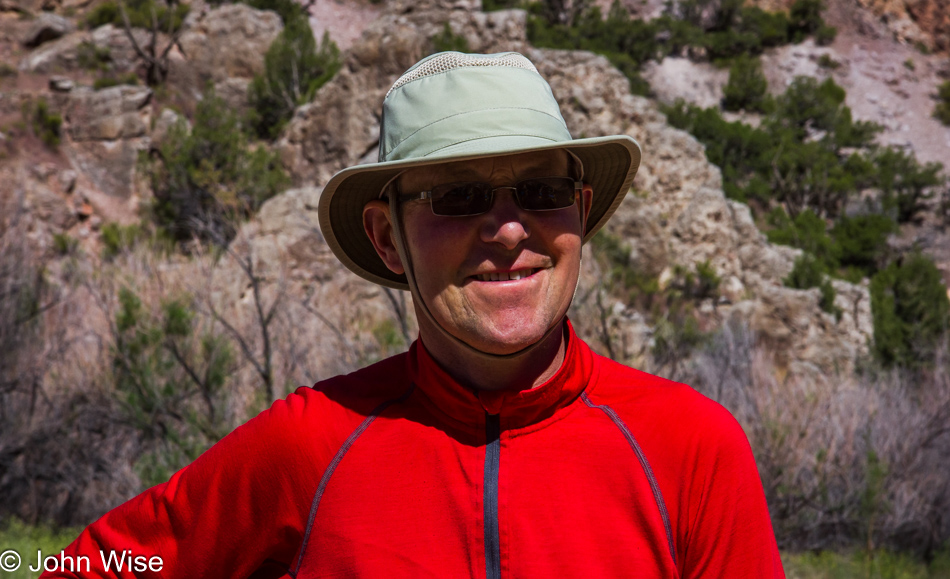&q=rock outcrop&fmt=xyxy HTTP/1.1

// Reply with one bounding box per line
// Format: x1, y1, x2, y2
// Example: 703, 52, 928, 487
856, 0, 950, 52
278, 0, 528, 185
533, 49, 872, 377
18, 24, 150, 74
54, 85, 152, 202
269, 0, 873, 378
65, 85, 152, 142
167, 4, 282, 108
22, 13, 74, 48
